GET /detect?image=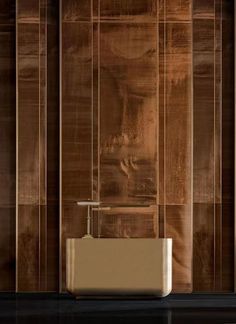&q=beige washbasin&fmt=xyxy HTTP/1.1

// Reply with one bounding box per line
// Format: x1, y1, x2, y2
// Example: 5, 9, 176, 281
66, 238, 172, 298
